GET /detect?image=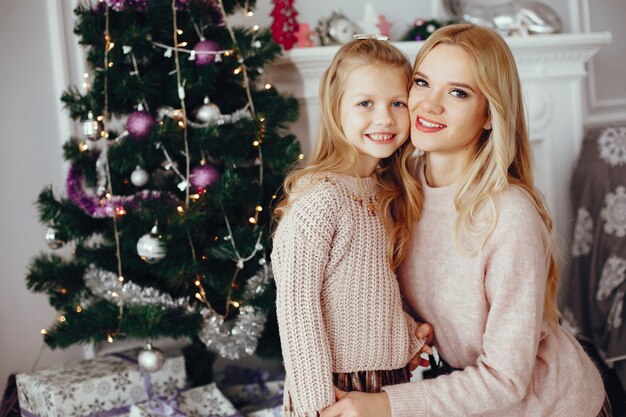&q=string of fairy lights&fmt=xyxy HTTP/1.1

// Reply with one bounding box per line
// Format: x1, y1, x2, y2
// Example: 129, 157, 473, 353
42, 0, 295, 360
